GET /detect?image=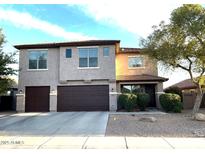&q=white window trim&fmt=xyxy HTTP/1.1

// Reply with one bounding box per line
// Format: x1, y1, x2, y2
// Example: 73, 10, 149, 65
77, 67, 100, 69
78, 47, 99, 68
28, 49, 48, 70
27, 69, 48, 71
128, 55, 145, 69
